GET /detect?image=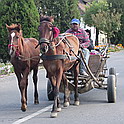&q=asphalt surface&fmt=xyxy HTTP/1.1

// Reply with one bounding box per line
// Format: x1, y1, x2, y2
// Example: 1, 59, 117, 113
0, 50, 124, 124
